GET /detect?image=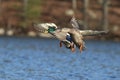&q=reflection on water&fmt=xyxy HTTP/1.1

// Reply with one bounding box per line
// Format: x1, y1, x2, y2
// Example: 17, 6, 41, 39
0, 37, 120, 80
